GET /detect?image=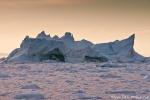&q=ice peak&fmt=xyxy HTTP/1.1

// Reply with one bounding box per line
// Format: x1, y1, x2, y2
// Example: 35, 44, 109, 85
124, 34, 135, 45
36, 31, 46, 38
60, 32, 74, 40
41, 31, 45, 34
25, 35, 29, 39
59, 32, 76, 48
52, 35, 59, 39
128, 34, 135, 40
64, 32, 72, 37
36, 31, 51, 39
